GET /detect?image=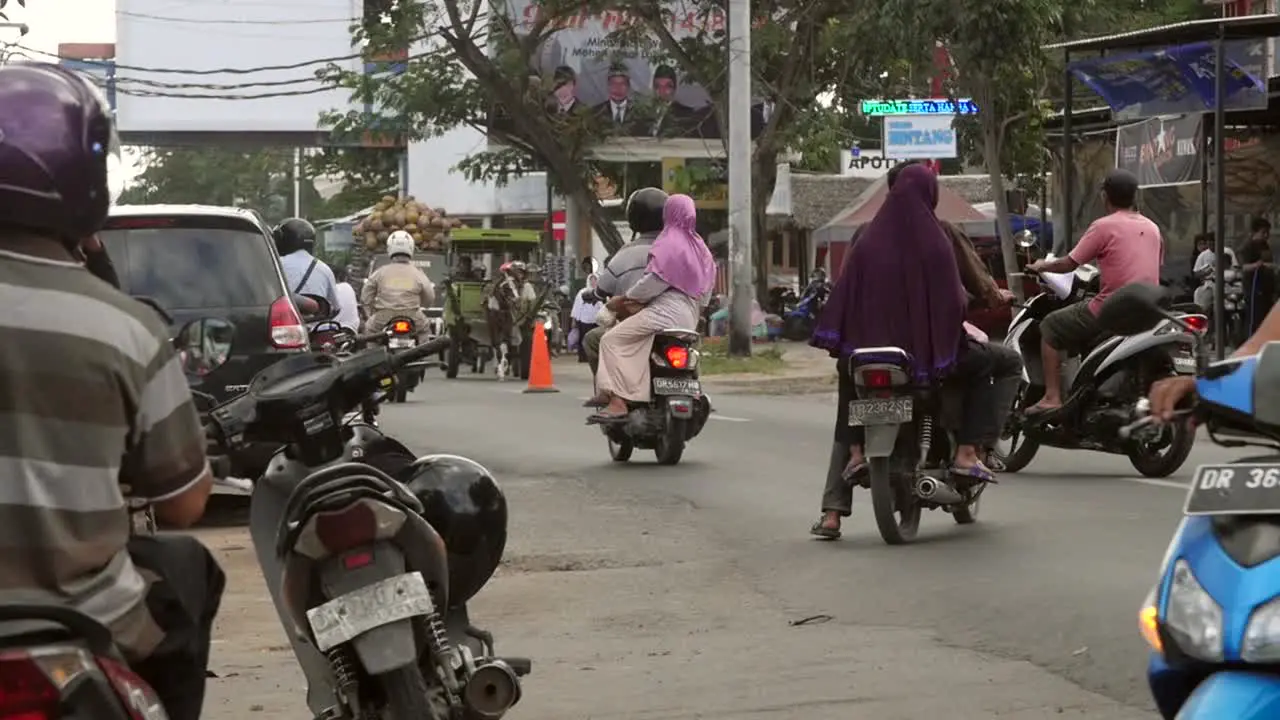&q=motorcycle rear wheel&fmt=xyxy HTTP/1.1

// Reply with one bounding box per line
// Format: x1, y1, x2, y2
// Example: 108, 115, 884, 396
869, 457, 920, 545
1128, 418, 1195, 478
379, 665, 440, 720
607, 432, 634, 462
